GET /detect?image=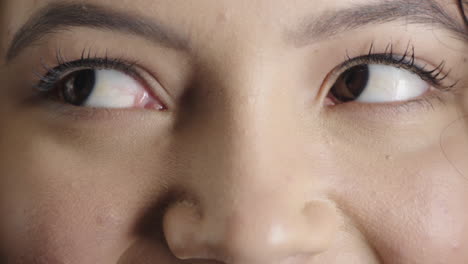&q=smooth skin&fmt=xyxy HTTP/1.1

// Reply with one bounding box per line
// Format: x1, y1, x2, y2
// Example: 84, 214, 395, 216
0, 0, 467, 263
